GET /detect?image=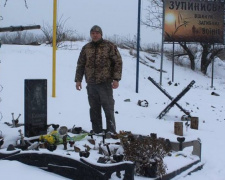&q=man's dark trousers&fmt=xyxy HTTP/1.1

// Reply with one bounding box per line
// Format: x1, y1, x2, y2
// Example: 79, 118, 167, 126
86, 82, 116, 133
